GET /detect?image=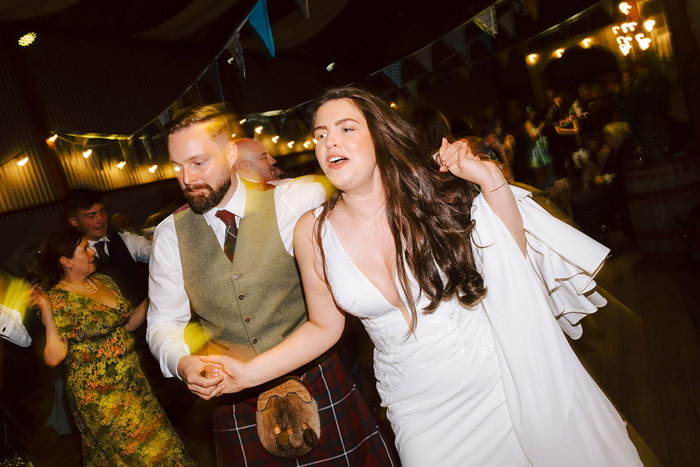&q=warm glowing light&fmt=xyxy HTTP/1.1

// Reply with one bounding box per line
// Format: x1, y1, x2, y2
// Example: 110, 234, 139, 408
17, 156, 29, 166
272, 135, 280, 143
554, 48, 565, 58
18, 32, 37, 47
581, 38, 593, 48
116, 161, 126, 169
618, 2, 632, 15
231, 133, 236, 138
287, 141, 295, 149
239, 118, 247, 124
326, 62, 336, 72
173, 166, 181, 172
644, 19, 655, 32
254, 126, 263, 134
635, 33, 651, 50
312, 138, 318, 145
303, 140, 312, 149
527, 54, 538, 64
48, 134, 58, 142
82, 149, 92, 158
148, 165, 158, 173
621, 22, 637, 33
617, 36, 633, 55
390, 102, 397, 108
